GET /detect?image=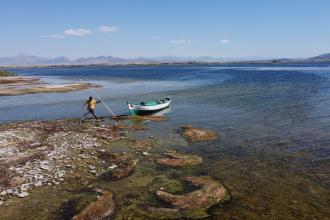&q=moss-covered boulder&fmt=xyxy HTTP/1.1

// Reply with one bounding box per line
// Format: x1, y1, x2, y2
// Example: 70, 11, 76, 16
146, 176, 229, 218
72, 189, 115, 220
180, 125, 217, 142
